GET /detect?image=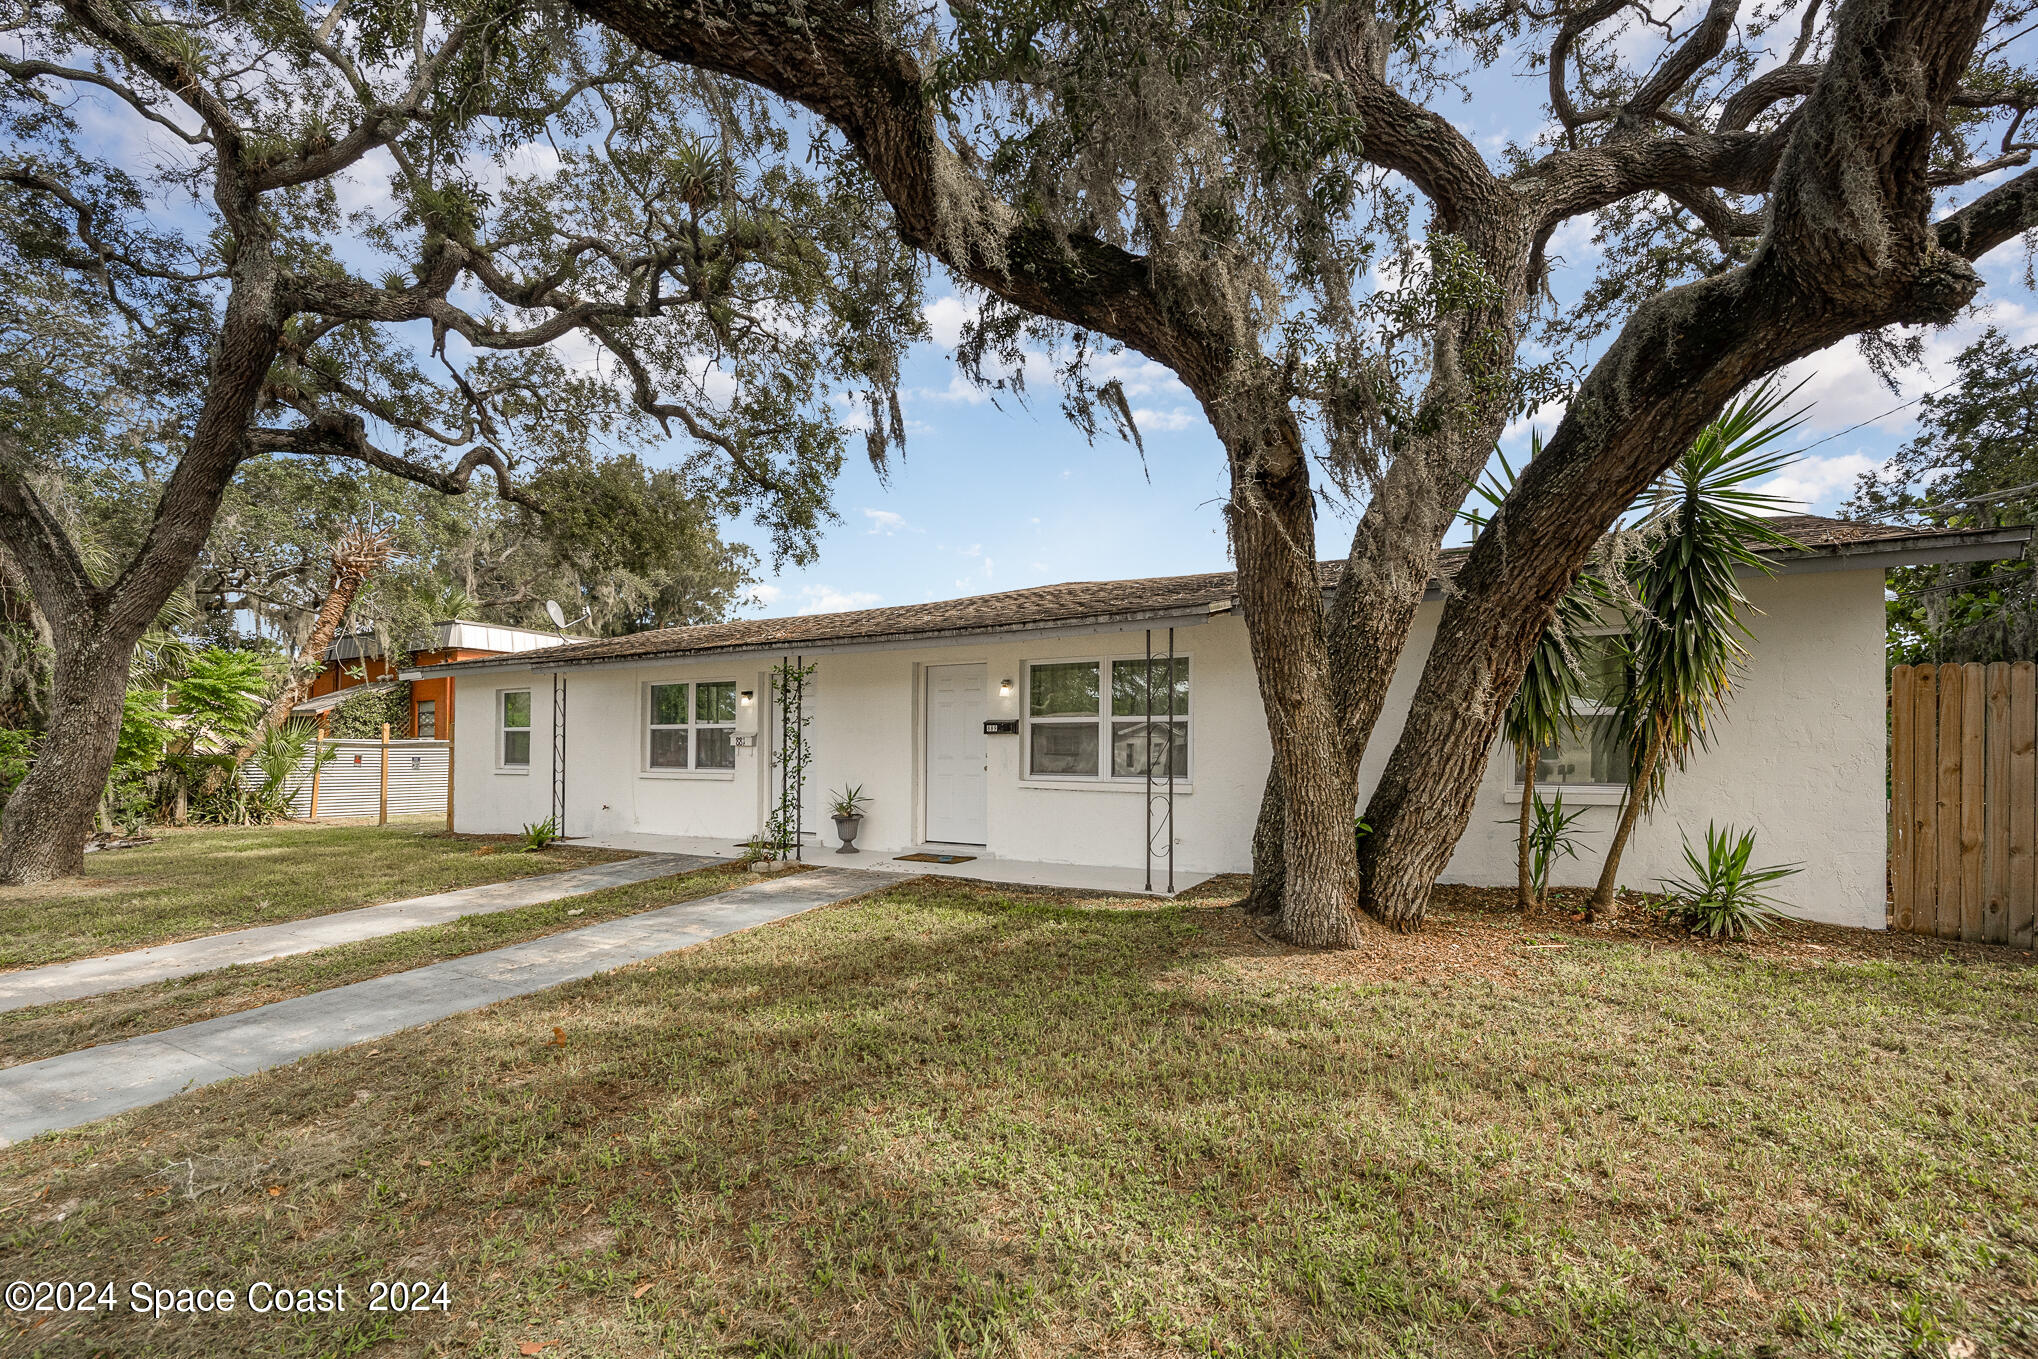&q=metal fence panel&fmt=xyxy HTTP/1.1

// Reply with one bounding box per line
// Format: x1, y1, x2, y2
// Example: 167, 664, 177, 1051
239, 739, 448, 820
